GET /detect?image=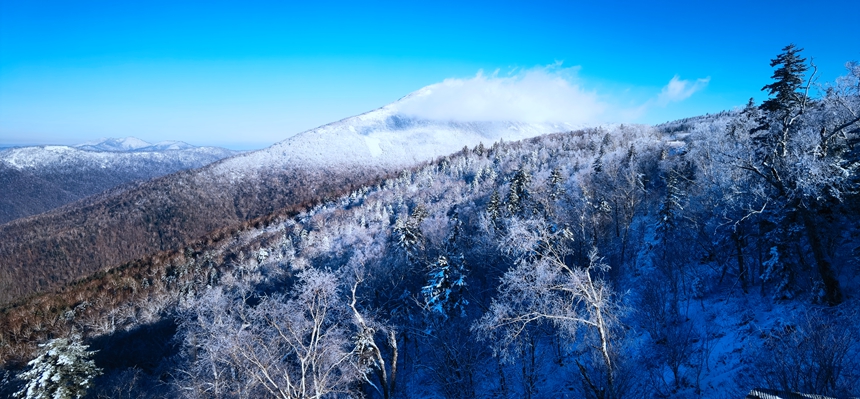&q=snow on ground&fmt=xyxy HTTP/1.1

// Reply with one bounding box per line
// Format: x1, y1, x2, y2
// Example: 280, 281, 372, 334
619, 213, 859, 398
